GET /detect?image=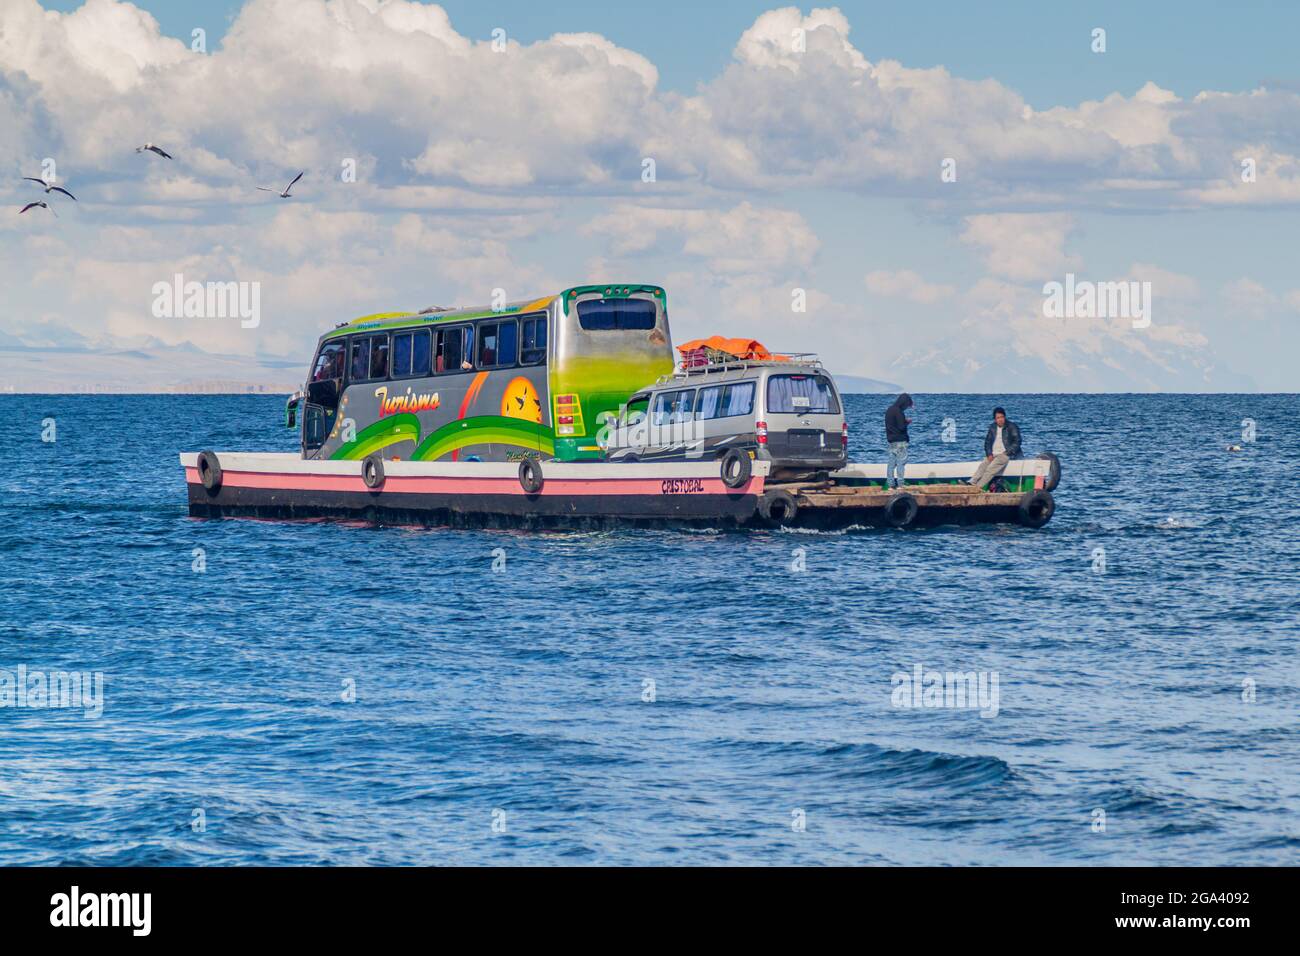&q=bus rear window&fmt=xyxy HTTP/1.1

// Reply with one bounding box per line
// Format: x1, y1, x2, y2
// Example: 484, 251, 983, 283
576, 298, 657, 331
766, 374, 840, 414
